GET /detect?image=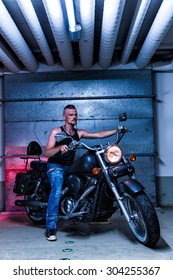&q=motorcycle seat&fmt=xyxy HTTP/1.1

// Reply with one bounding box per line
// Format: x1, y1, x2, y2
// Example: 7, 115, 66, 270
30, 160, 47, 172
